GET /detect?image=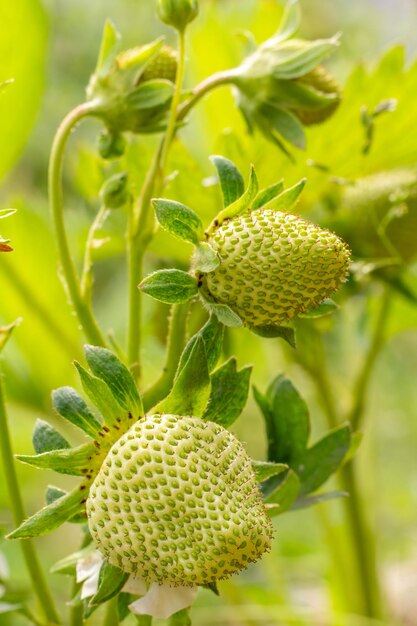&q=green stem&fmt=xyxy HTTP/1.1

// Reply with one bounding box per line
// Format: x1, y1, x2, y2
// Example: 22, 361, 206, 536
348, 287, 392, 430
177, 69, 238, 122
0, 376, 61, 625
143, 302, 189, 411
49, 102, 107, 347
80, 204, 109, 301
103, 596, 119, 626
